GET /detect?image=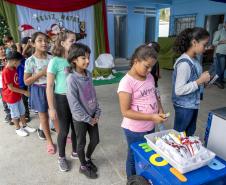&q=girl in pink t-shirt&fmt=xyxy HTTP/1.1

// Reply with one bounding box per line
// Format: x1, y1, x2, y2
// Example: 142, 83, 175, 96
117, 44, 167, 178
